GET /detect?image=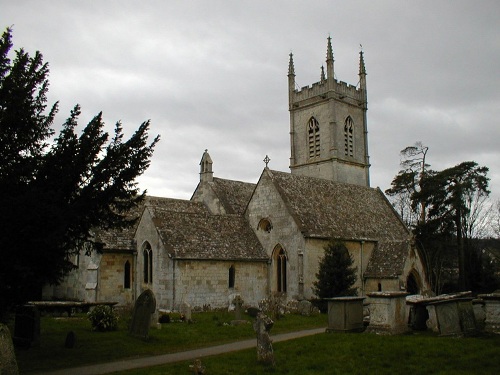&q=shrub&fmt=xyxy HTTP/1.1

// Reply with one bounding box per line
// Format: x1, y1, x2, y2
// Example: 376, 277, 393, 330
87, 305, 118, 332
